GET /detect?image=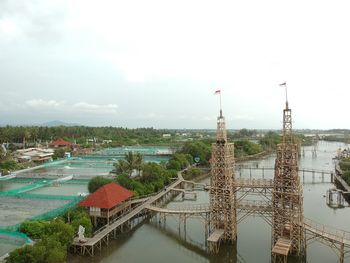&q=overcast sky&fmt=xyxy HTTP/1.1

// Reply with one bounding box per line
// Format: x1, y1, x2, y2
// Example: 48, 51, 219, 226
0, 0, 349, 129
